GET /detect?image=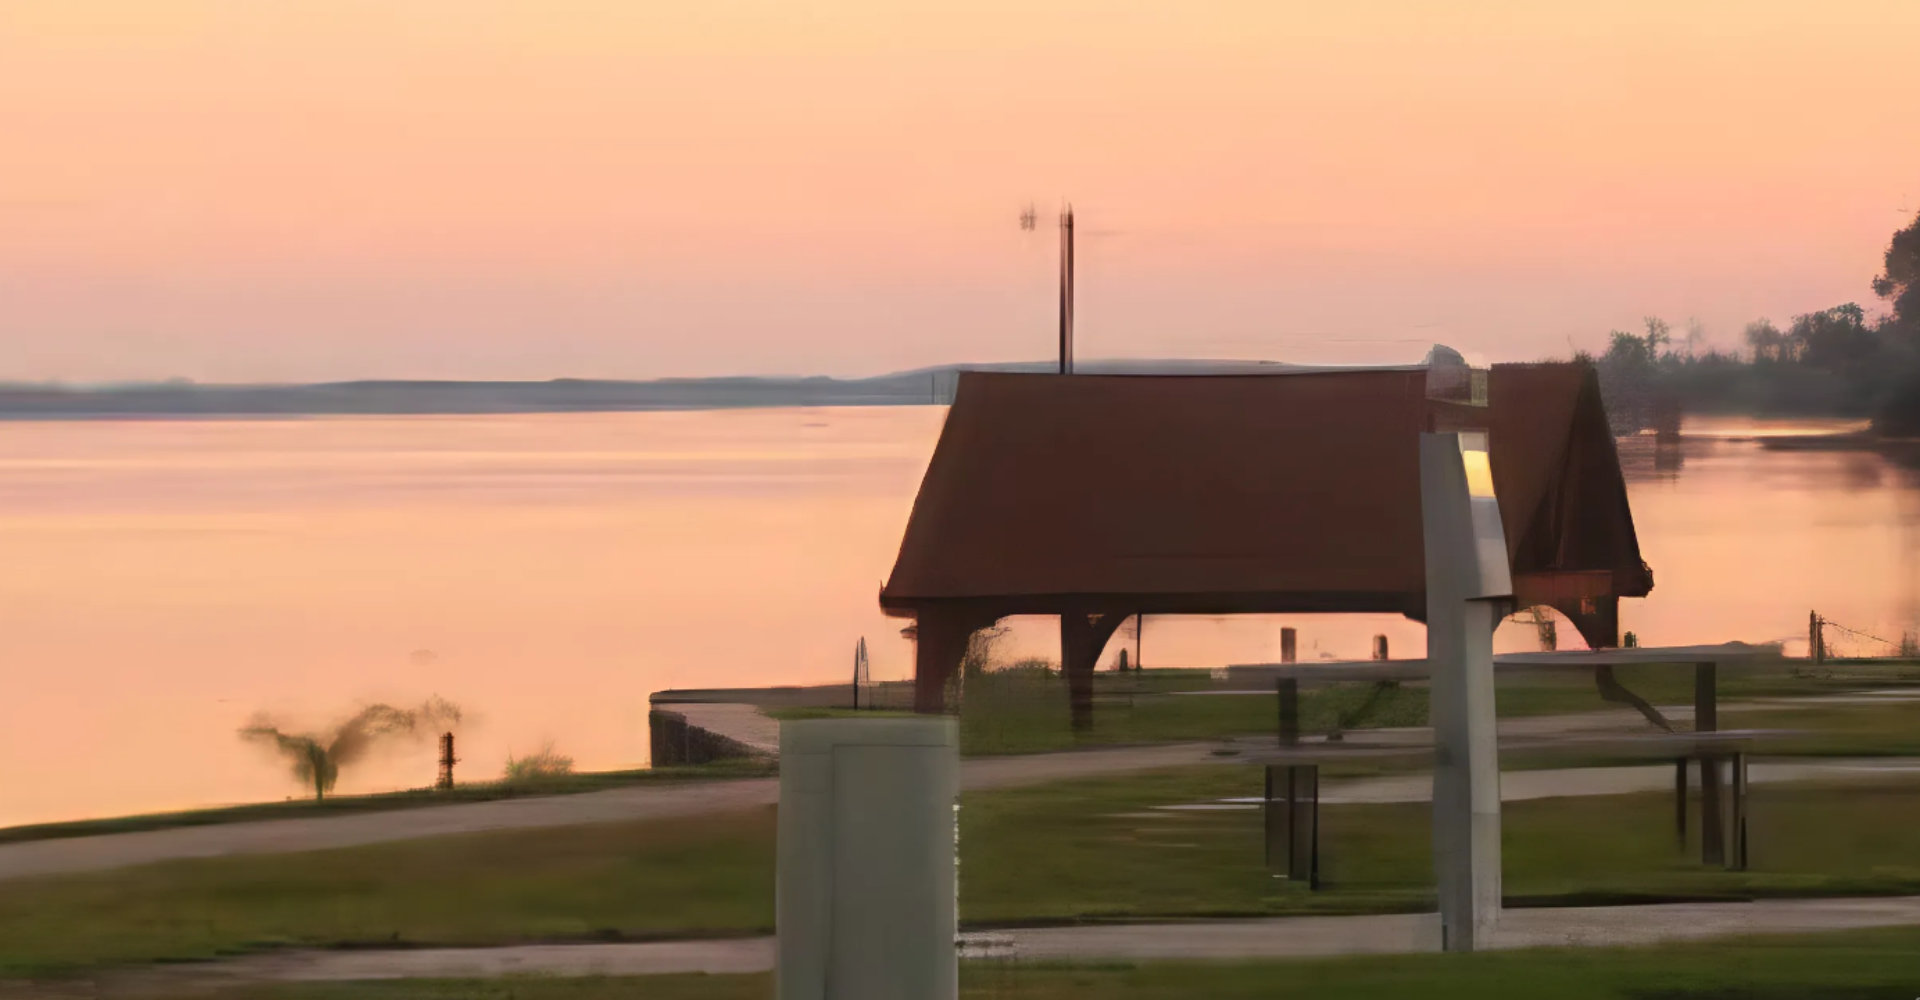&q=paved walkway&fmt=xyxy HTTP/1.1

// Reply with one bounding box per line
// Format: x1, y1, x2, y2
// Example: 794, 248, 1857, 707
663, 703, 781, 756
115, 895, 1920, 988
1315, 757, 1920, 806
0, 742, 1228, 882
